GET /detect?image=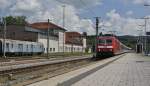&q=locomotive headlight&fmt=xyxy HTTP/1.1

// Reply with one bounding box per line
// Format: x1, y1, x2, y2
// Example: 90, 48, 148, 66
107, 46, 113, 48
98, 46, 105, 48
109, 49, 112, 51
99, 49, 101, 51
